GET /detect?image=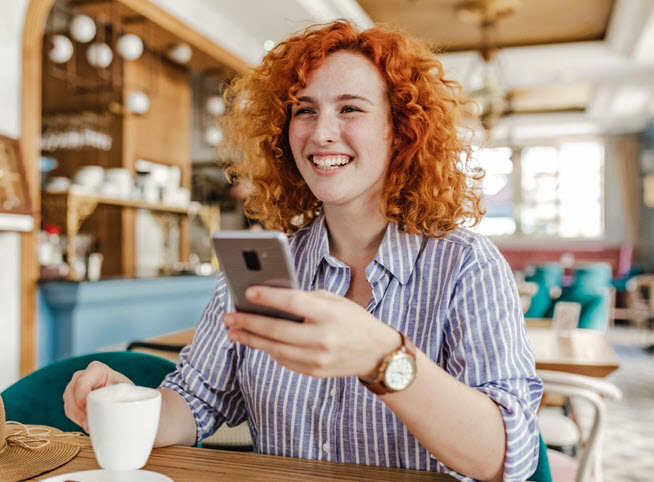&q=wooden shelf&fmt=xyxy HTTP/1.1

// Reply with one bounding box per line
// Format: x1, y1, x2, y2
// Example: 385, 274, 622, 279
42, 190, 191, 230
89, 193, 191, 214
41, 190, 213, 280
